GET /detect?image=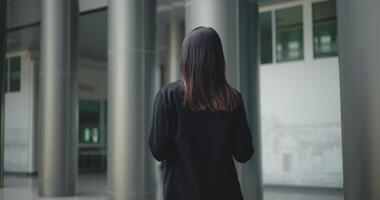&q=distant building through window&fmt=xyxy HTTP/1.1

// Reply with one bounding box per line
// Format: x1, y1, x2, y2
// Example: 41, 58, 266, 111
4, 58, 8, 91
4, 56, 21, 92
259, 1, 338, 65
79, 100, 101, 144
275, 6, 304, 62
313, 0, 338, 58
